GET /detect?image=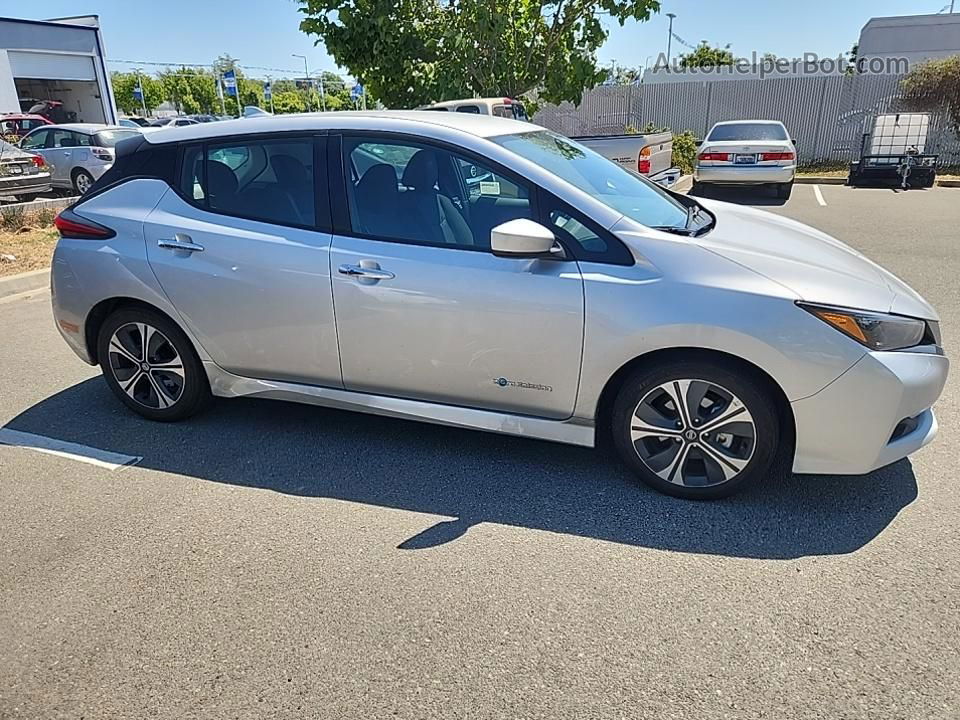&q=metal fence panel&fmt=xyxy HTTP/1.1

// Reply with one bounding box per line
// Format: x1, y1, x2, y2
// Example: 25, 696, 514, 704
533, 74, 960, 168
